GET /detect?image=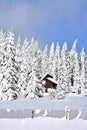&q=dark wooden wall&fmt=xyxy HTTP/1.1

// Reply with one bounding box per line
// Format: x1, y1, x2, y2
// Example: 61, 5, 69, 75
45, 79, 56, 92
